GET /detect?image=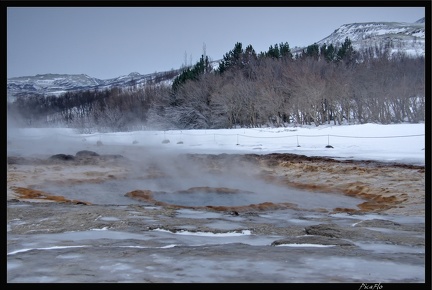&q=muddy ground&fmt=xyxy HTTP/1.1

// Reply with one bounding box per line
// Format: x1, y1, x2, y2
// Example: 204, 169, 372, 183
6, 149, 426, 283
